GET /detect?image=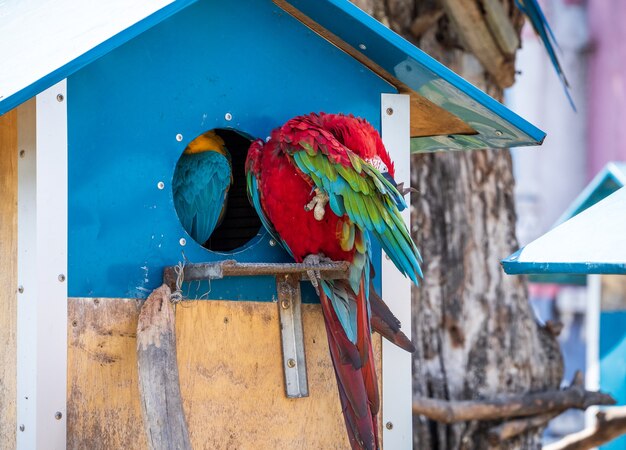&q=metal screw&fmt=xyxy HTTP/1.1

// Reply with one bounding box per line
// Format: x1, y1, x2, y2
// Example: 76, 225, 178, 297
281, 299, 290, 309
19, 150, 25, 158
157, 181, 165, 190
176, 134, 183, 142
287, 358, 296, 368
58, 274, 65, 282
386, 421, 393, 430
358, 43, 367, 50
386, 107, 393, 116
384, 253, 391, 260
269, 239, 277, 247
495, 130, 503, 136
179, 238, 187, 246
18, 286, 24, 294
19, 425, 25, 432
93, 299, 100, 305
55, 412, 62, 420
225, 112, 233, 121
71, 320, 78, 327
56, 94, 64, 102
